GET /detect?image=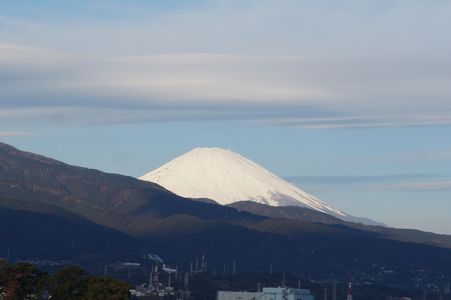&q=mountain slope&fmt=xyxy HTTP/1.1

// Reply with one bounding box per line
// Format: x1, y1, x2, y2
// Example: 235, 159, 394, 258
139, 147, 380, 225
2, 141, 451, 288
0, 142, 259, 237
230, 201, 451, 249
229, 200, 347, 224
